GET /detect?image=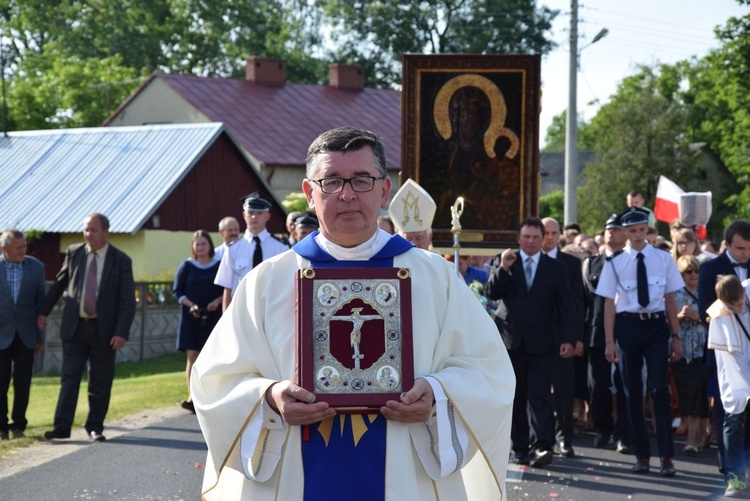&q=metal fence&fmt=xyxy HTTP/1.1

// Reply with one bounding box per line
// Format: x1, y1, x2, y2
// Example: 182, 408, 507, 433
34, 282, 180, 375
